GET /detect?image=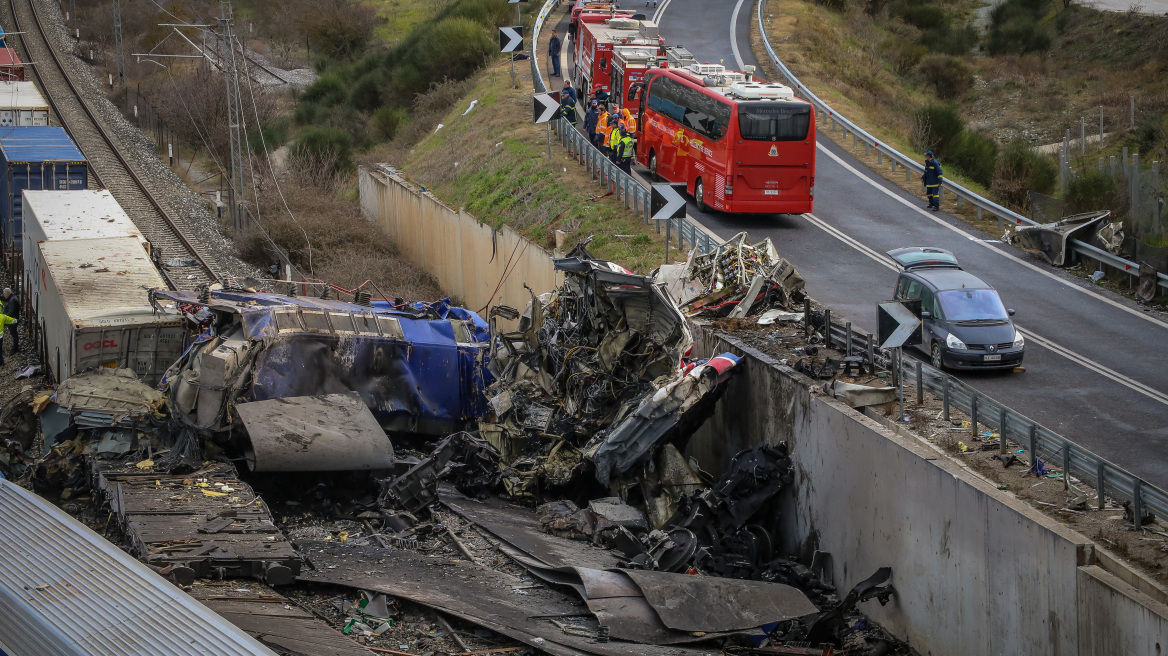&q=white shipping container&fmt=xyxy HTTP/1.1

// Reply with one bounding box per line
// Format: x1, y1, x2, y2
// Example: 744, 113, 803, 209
38, 236, 184, 385
22, 189, 149, 302
0, 81, 50, 126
